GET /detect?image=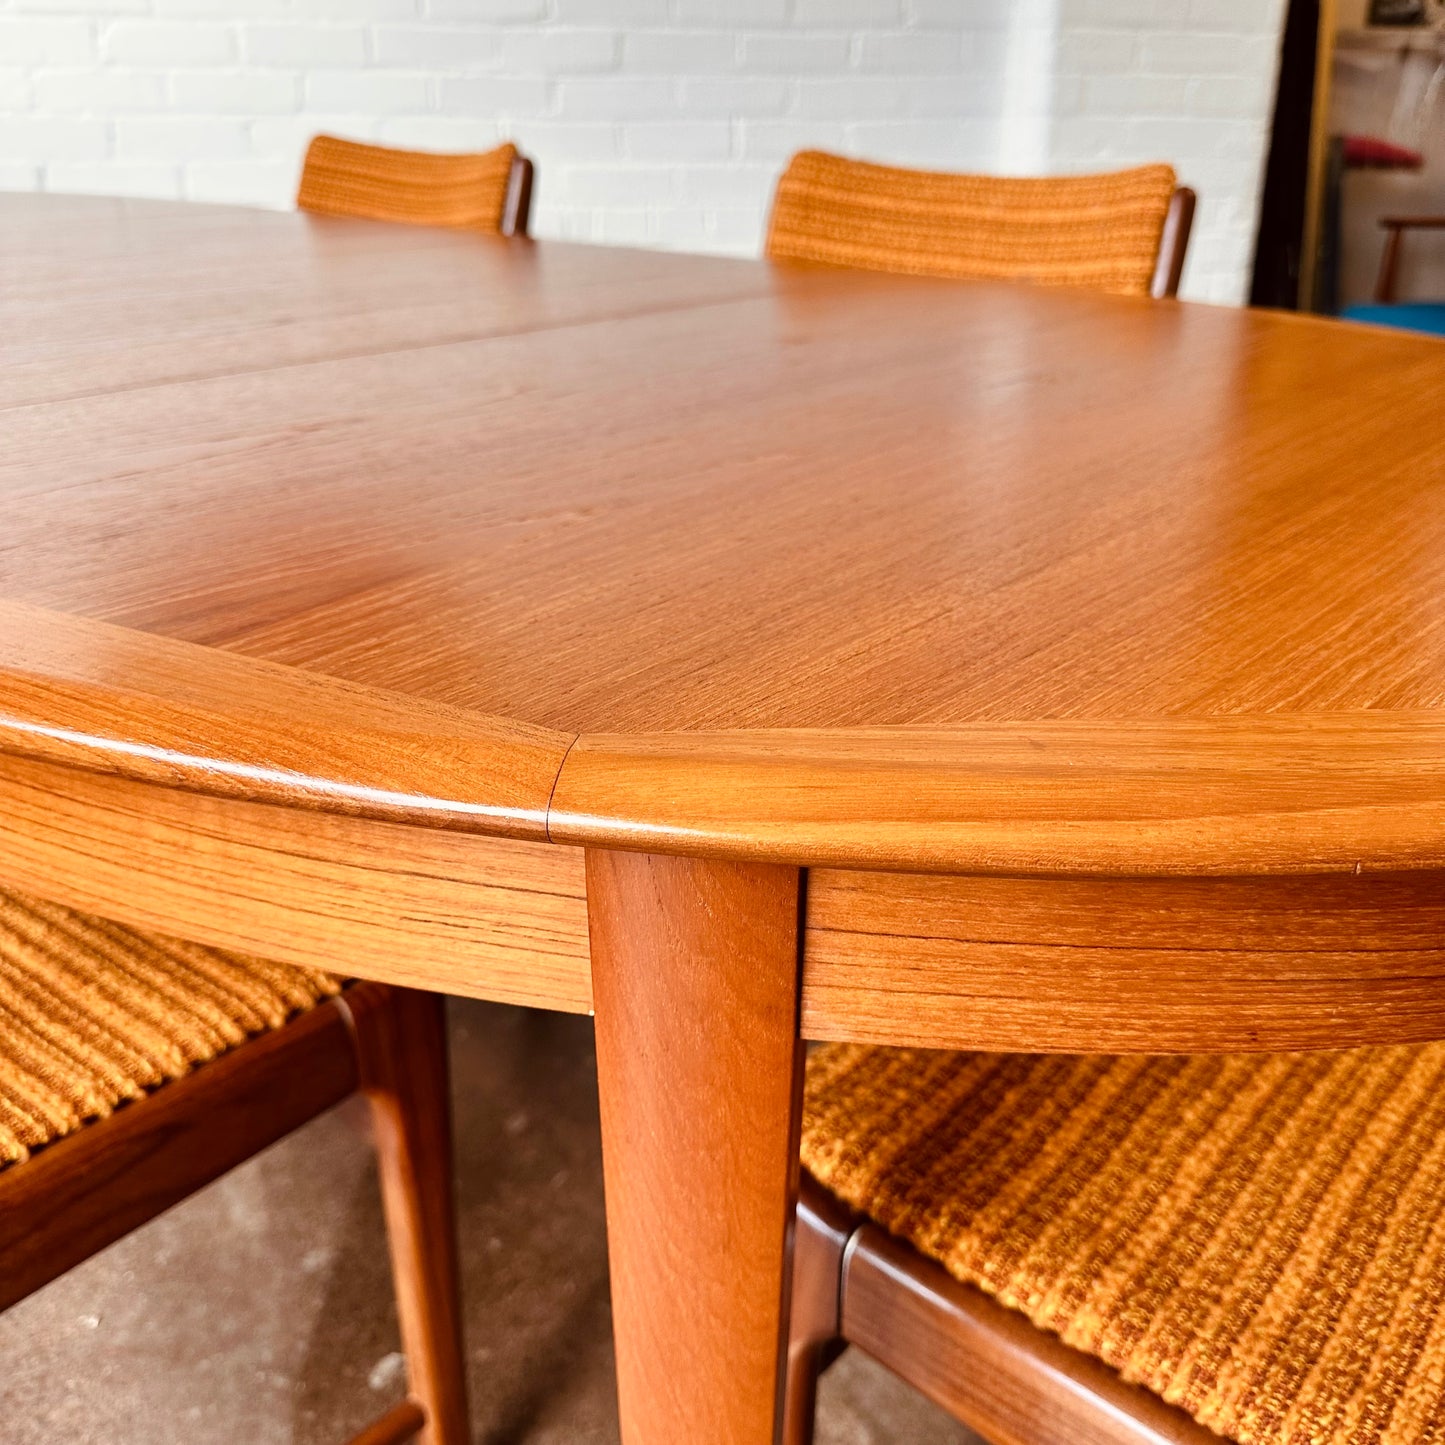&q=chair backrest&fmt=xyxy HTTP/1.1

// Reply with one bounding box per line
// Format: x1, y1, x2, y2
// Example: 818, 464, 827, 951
766, 150, 1193, 299
297, 135, 534, 237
